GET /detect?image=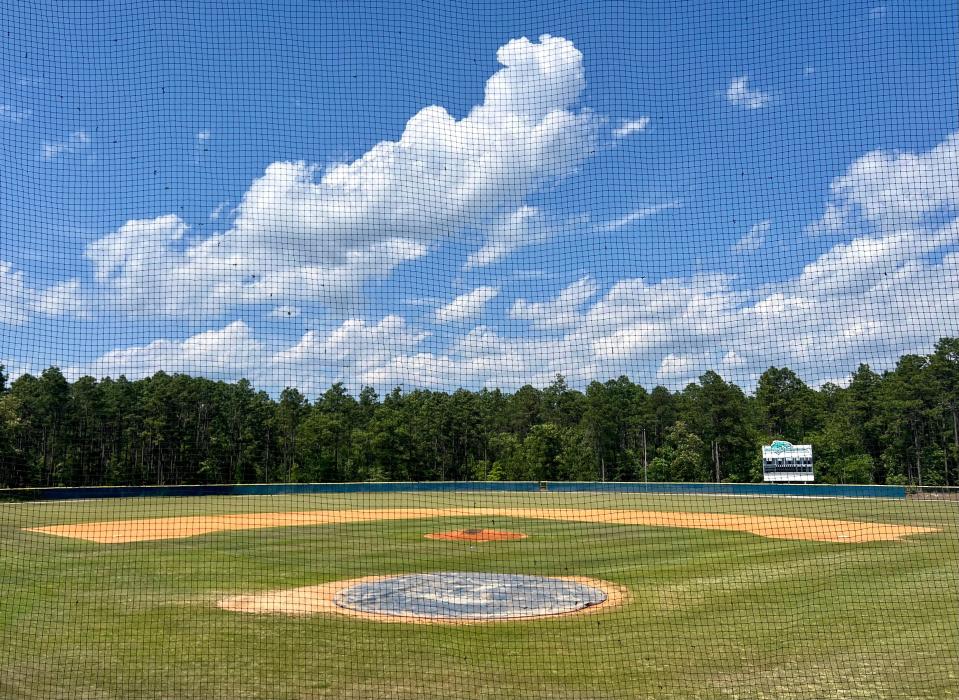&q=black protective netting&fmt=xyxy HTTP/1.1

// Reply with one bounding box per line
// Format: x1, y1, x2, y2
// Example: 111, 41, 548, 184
1, 1, 957, 698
